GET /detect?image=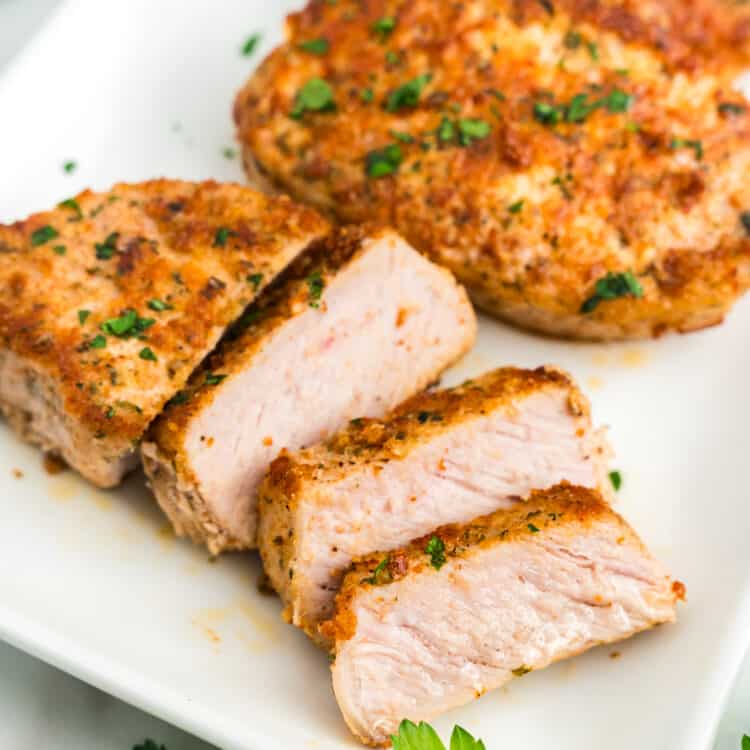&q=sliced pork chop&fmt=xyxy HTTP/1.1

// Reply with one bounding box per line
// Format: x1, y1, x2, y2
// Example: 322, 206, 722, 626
236, 0, 750, 340
258, 367, 611, 643
0, 180, 327, 487
142, 226, 476, 553
325, 484, 684, 747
